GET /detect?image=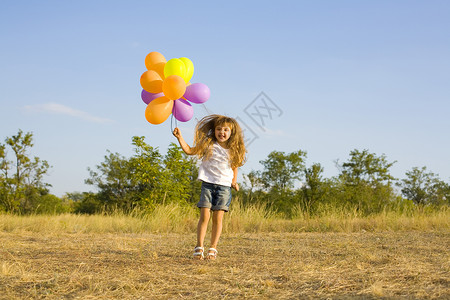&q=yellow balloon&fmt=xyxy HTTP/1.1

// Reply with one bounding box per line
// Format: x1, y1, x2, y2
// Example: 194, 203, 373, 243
179, 57, 194, 83
145, 96, 173, 125
164, 58, 186, 79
